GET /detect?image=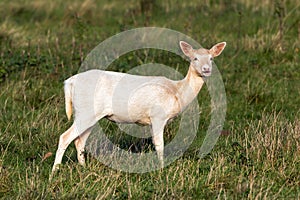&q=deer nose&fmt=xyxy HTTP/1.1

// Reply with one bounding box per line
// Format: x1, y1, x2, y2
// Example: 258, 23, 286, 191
202, 64, 210, 72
